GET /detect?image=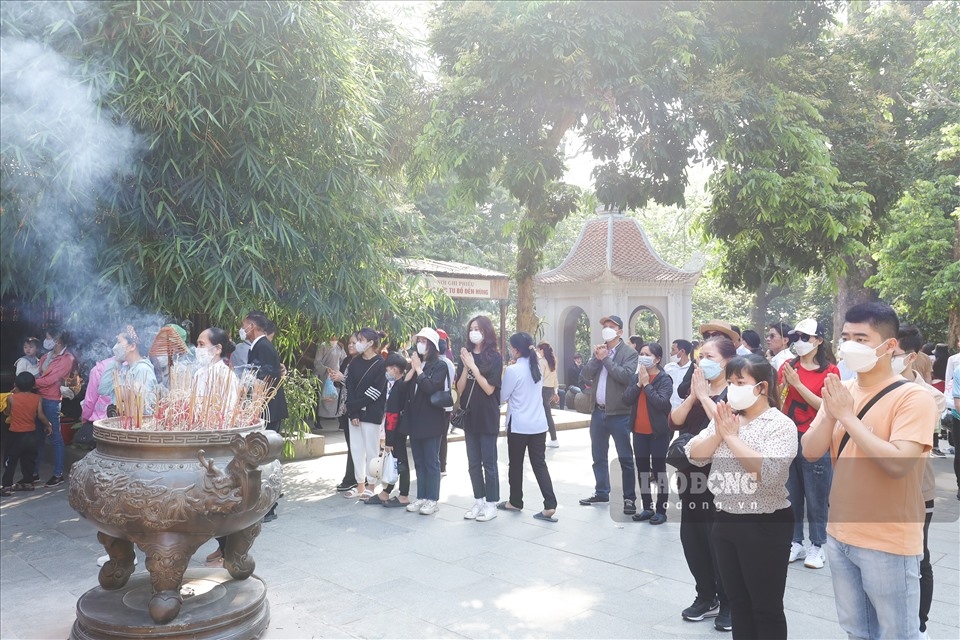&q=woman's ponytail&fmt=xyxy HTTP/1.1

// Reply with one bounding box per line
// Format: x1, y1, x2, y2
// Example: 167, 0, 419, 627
509, 332, 541, 383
